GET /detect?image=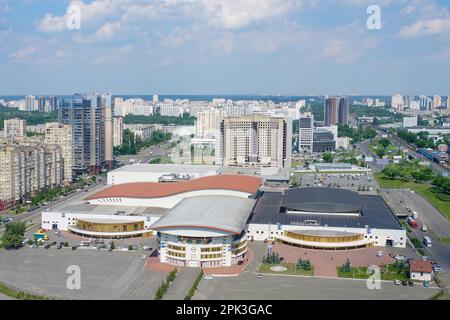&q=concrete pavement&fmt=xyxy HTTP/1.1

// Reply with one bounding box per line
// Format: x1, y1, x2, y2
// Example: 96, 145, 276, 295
163, 267, 200, 300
